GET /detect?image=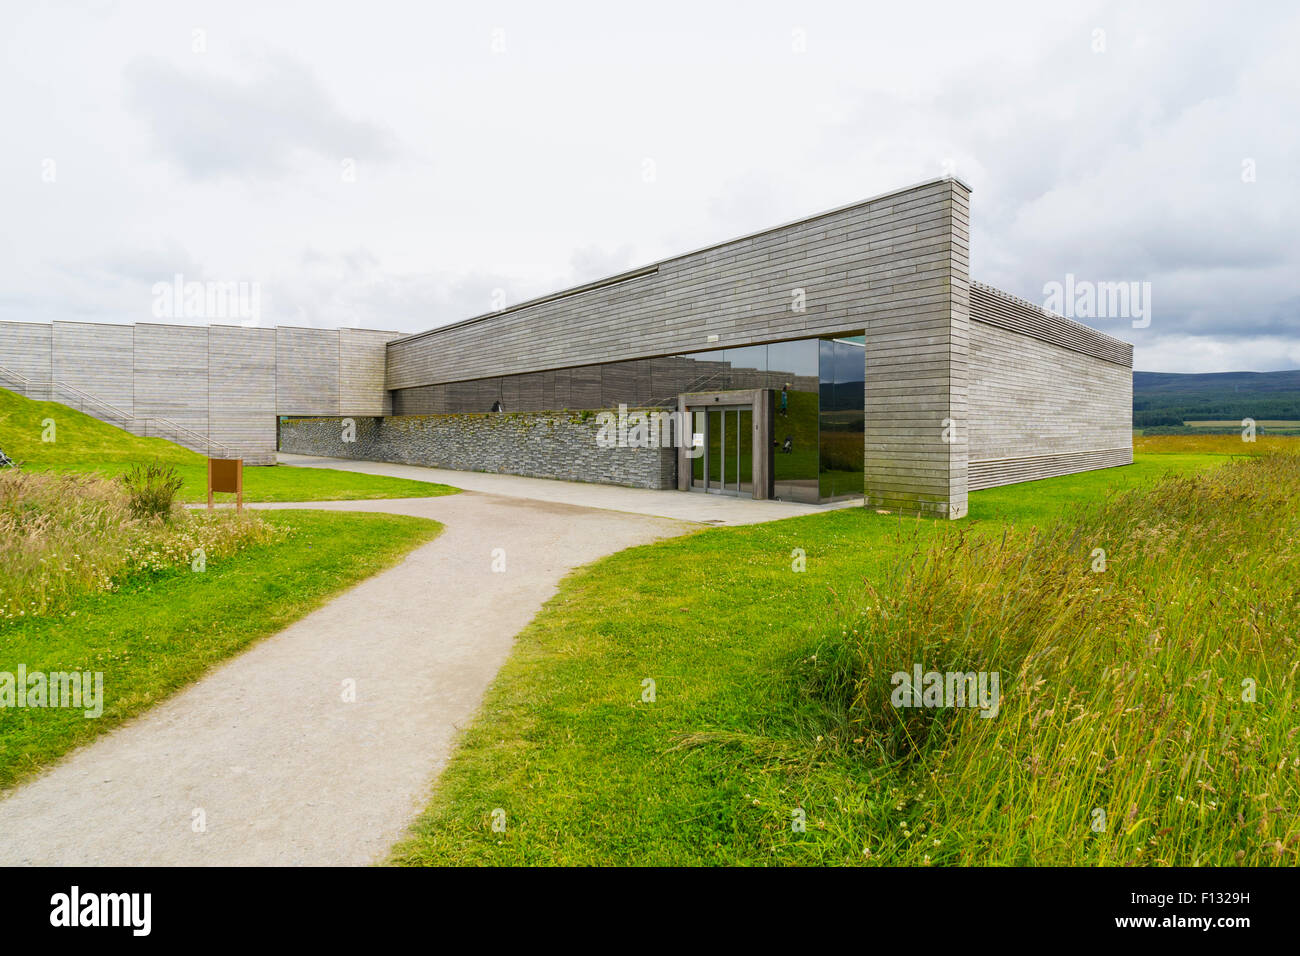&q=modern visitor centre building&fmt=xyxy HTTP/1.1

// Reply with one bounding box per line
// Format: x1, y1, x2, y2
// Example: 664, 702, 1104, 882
0, 177, 1133, 519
